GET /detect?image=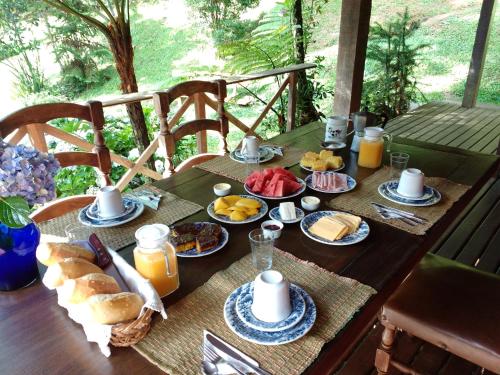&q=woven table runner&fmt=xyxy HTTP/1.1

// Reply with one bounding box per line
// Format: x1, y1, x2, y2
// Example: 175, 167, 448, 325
133, 248, 376, 375
196, 146, 305, 183
327, 168, 470, 235
38, 188, 203, 250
